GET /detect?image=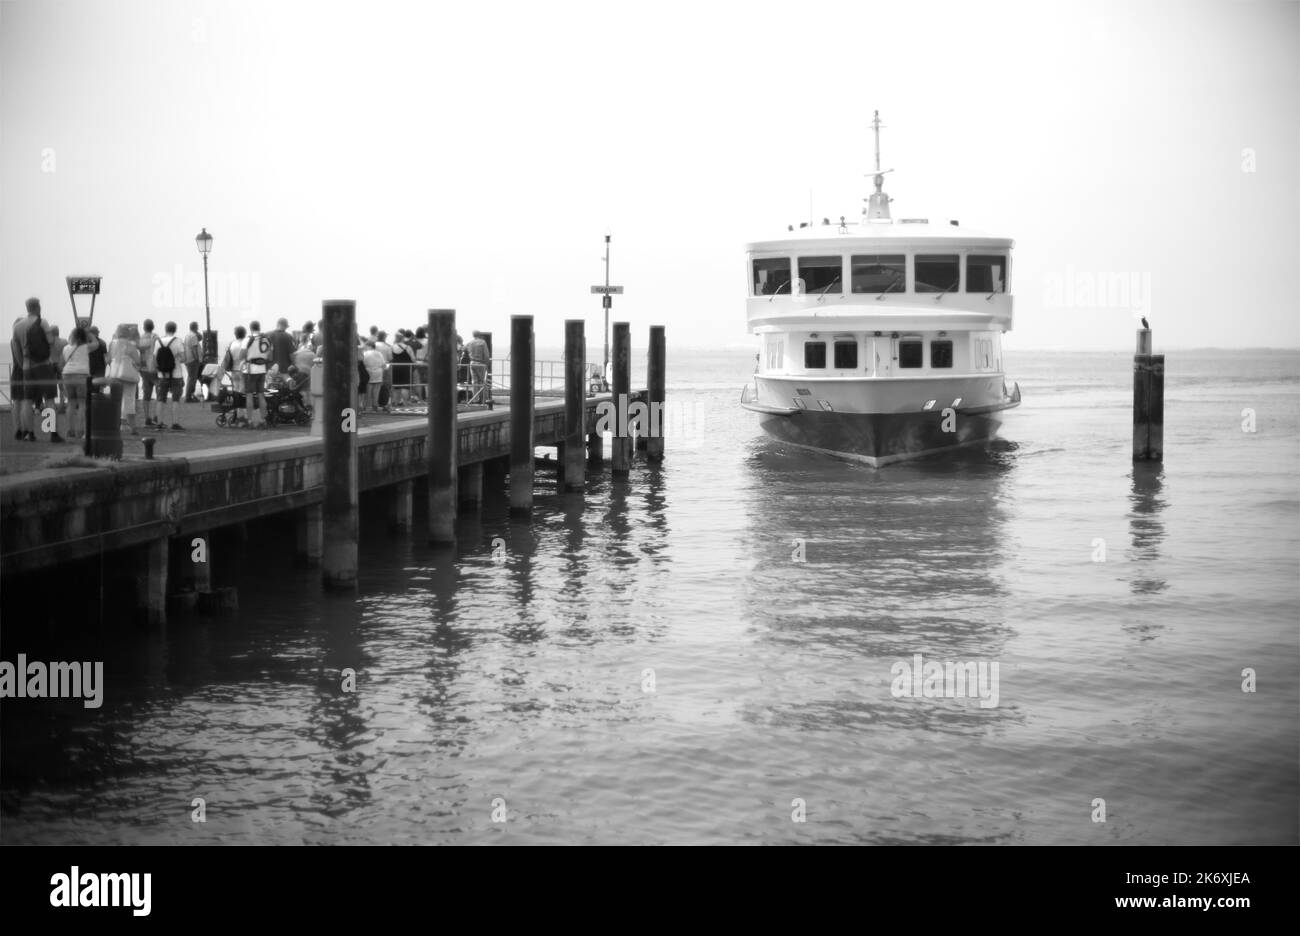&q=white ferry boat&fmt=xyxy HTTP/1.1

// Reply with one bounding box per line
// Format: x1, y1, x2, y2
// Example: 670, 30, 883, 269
740, 112, 1020, 466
